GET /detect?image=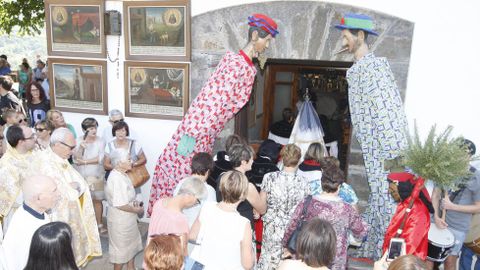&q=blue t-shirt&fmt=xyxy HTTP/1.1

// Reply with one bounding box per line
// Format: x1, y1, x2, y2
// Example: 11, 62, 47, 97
0, 66, 11, 75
